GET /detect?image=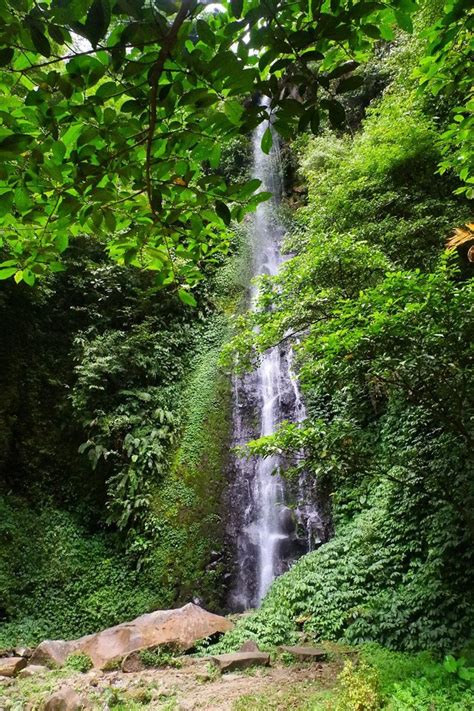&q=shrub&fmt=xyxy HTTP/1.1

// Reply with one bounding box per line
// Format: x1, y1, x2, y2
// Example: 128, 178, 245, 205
64, 652, 93, 673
